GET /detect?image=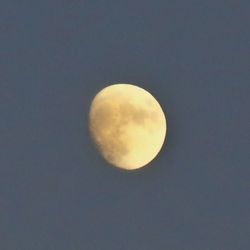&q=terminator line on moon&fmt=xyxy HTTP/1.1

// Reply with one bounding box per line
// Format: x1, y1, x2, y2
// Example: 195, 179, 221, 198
89, 84, 167, 170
